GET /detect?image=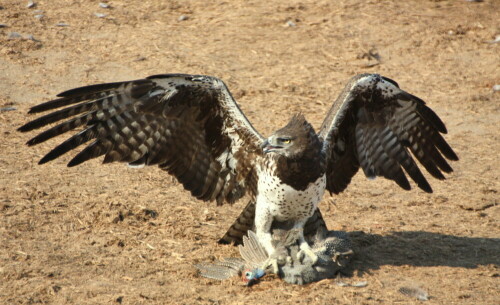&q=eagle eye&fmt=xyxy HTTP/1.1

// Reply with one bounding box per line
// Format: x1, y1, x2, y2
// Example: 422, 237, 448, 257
279, 138, 292, 144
